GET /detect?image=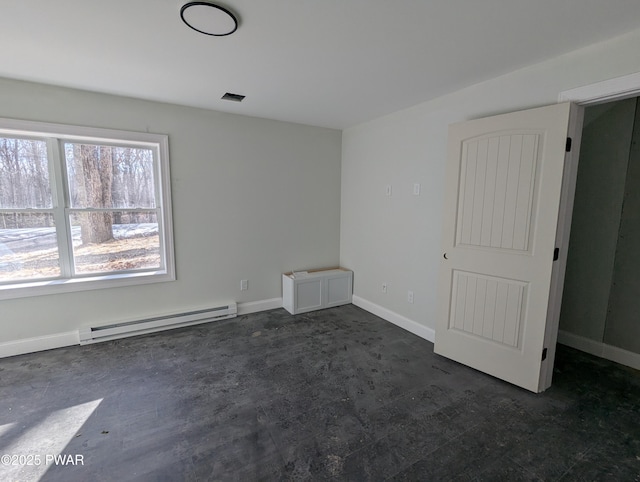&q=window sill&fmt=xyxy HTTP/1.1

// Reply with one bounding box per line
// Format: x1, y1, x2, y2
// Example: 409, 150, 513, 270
0, 270, 175, 301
